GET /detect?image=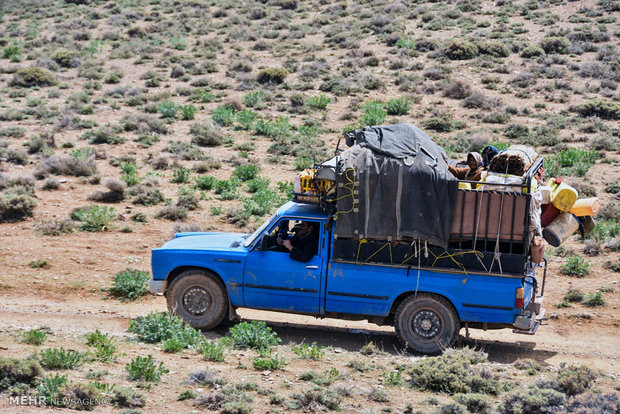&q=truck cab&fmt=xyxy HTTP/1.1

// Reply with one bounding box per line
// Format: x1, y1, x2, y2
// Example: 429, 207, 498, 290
151, 200, 545, 355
